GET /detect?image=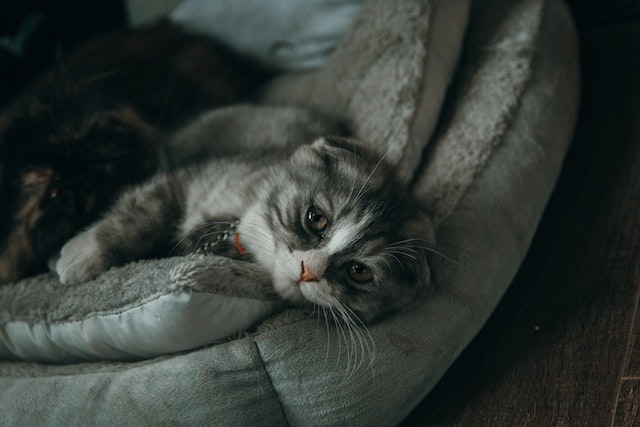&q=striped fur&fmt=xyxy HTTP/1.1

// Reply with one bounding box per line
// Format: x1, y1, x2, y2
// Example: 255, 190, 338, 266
57, 137, 435, 324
